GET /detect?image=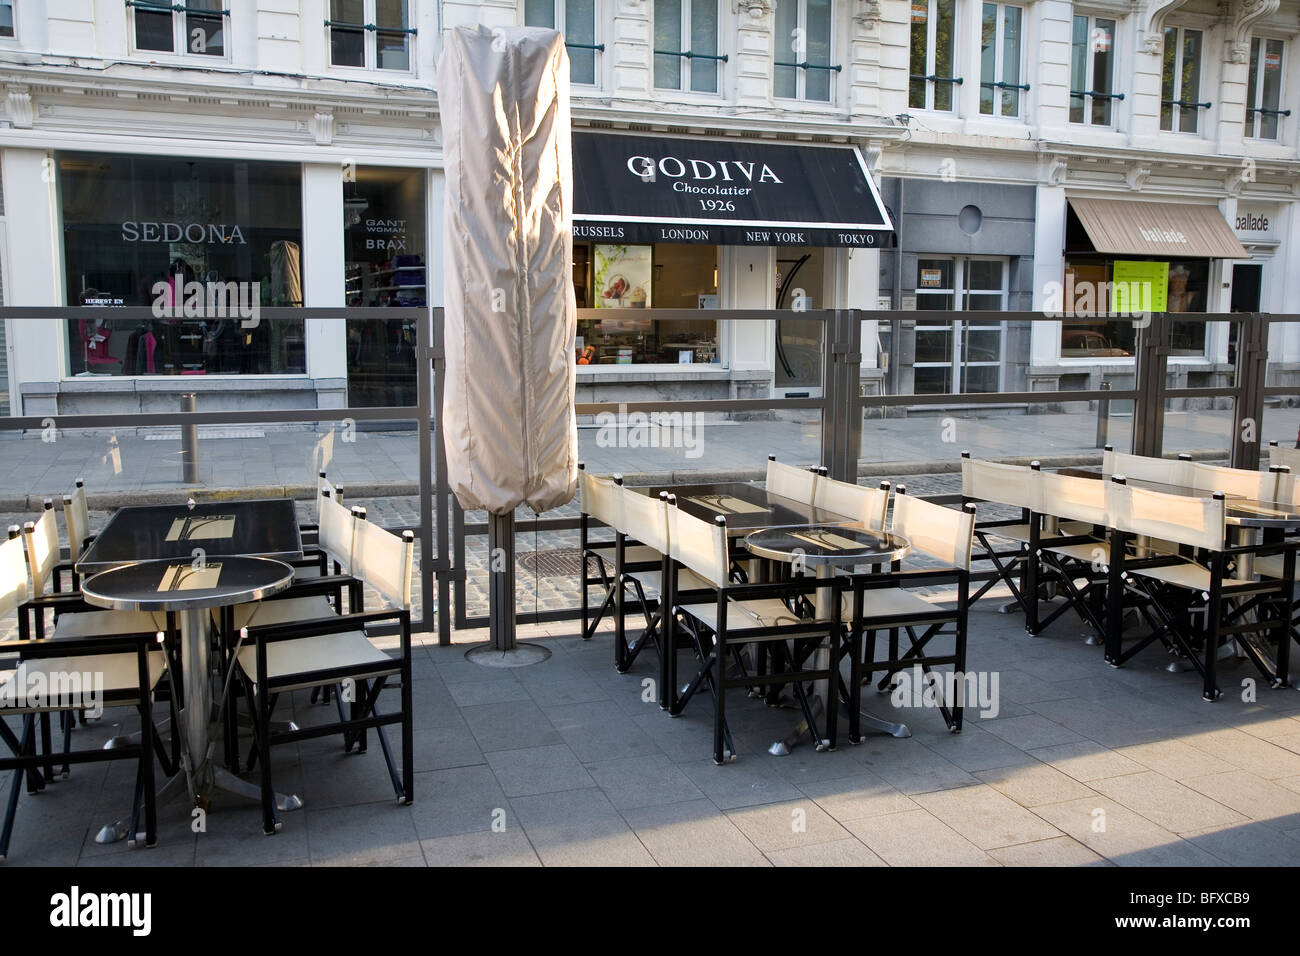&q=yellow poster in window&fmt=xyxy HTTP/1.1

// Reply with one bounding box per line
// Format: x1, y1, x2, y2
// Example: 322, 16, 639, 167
1111, 261, 1168, 315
